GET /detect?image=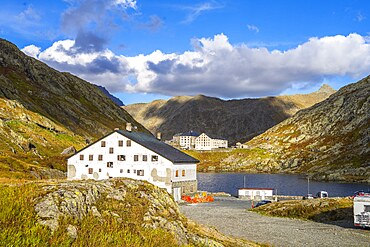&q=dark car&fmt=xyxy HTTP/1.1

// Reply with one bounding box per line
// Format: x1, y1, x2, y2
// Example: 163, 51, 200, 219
254, 200, 272, 208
